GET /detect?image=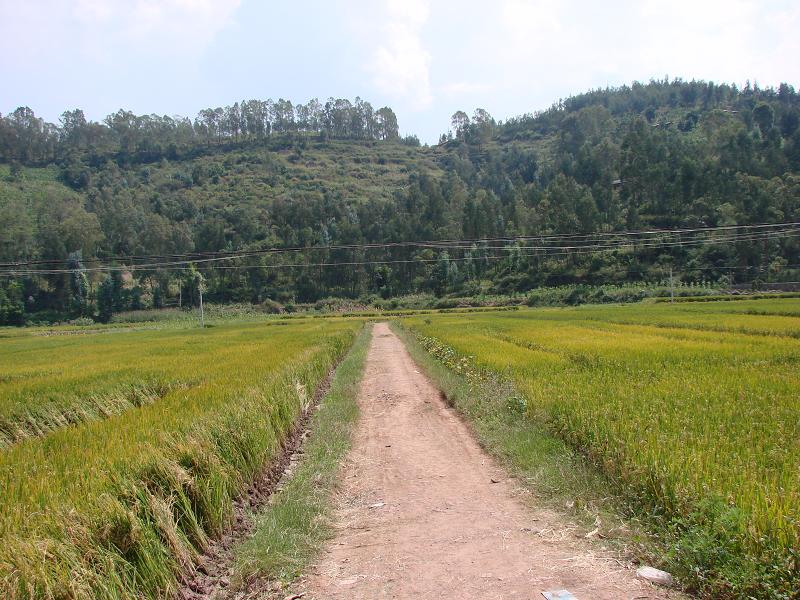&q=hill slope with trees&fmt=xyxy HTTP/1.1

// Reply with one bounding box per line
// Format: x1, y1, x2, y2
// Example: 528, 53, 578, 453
1, 79, 799, 323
